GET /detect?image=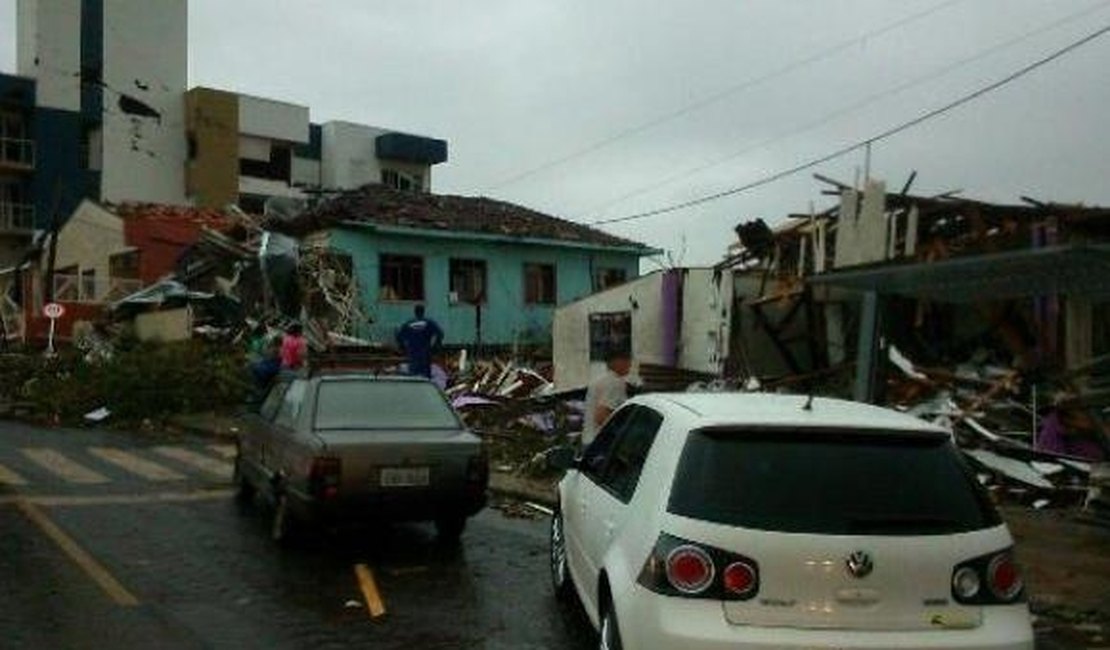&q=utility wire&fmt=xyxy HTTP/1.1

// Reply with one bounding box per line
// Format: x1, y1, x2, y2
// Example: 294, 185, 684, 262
591, 20, 1110, 227
585, 0, 1110, 218
482, 0, 968, 192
